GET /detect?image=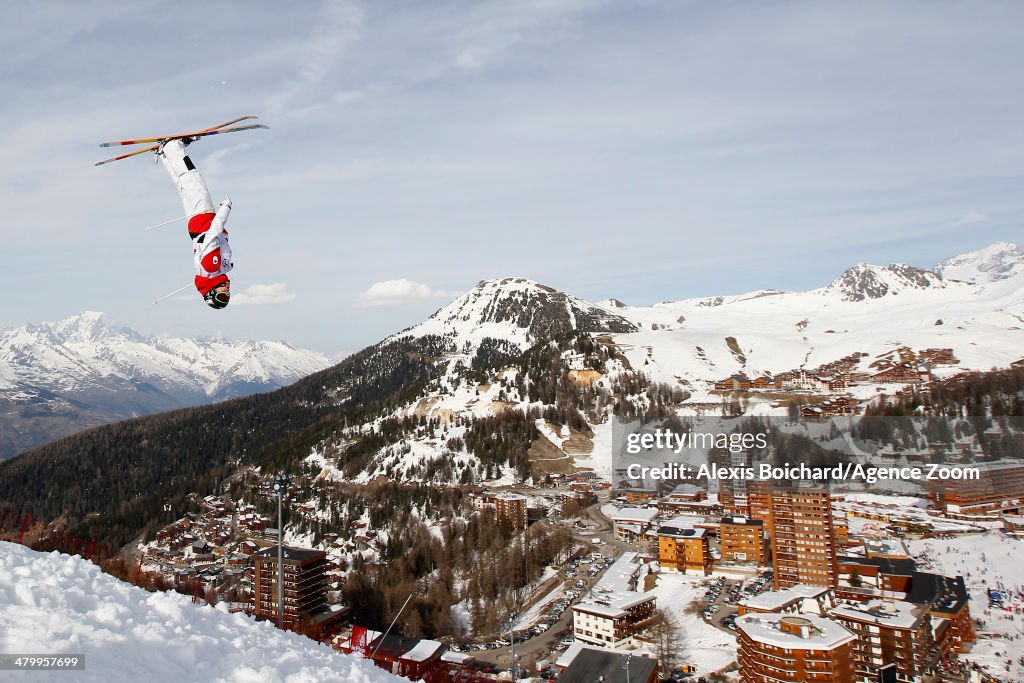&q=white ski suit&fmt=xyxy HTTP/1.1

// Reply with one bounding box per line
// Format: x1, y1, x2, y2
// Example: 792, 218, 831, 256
159, 139, 233, 297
